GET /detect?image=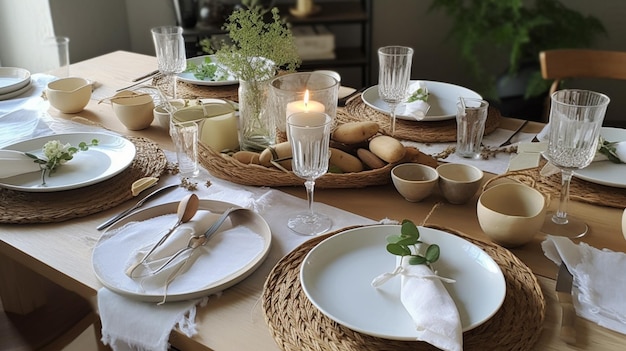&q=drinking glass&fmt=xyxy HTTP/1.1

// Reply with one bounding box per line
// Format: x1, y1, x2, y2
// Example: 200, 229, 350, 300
151, 26, 186, 99
287, 111, 333, 236
377, 46, 413, 135
541, 89, 610, 238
